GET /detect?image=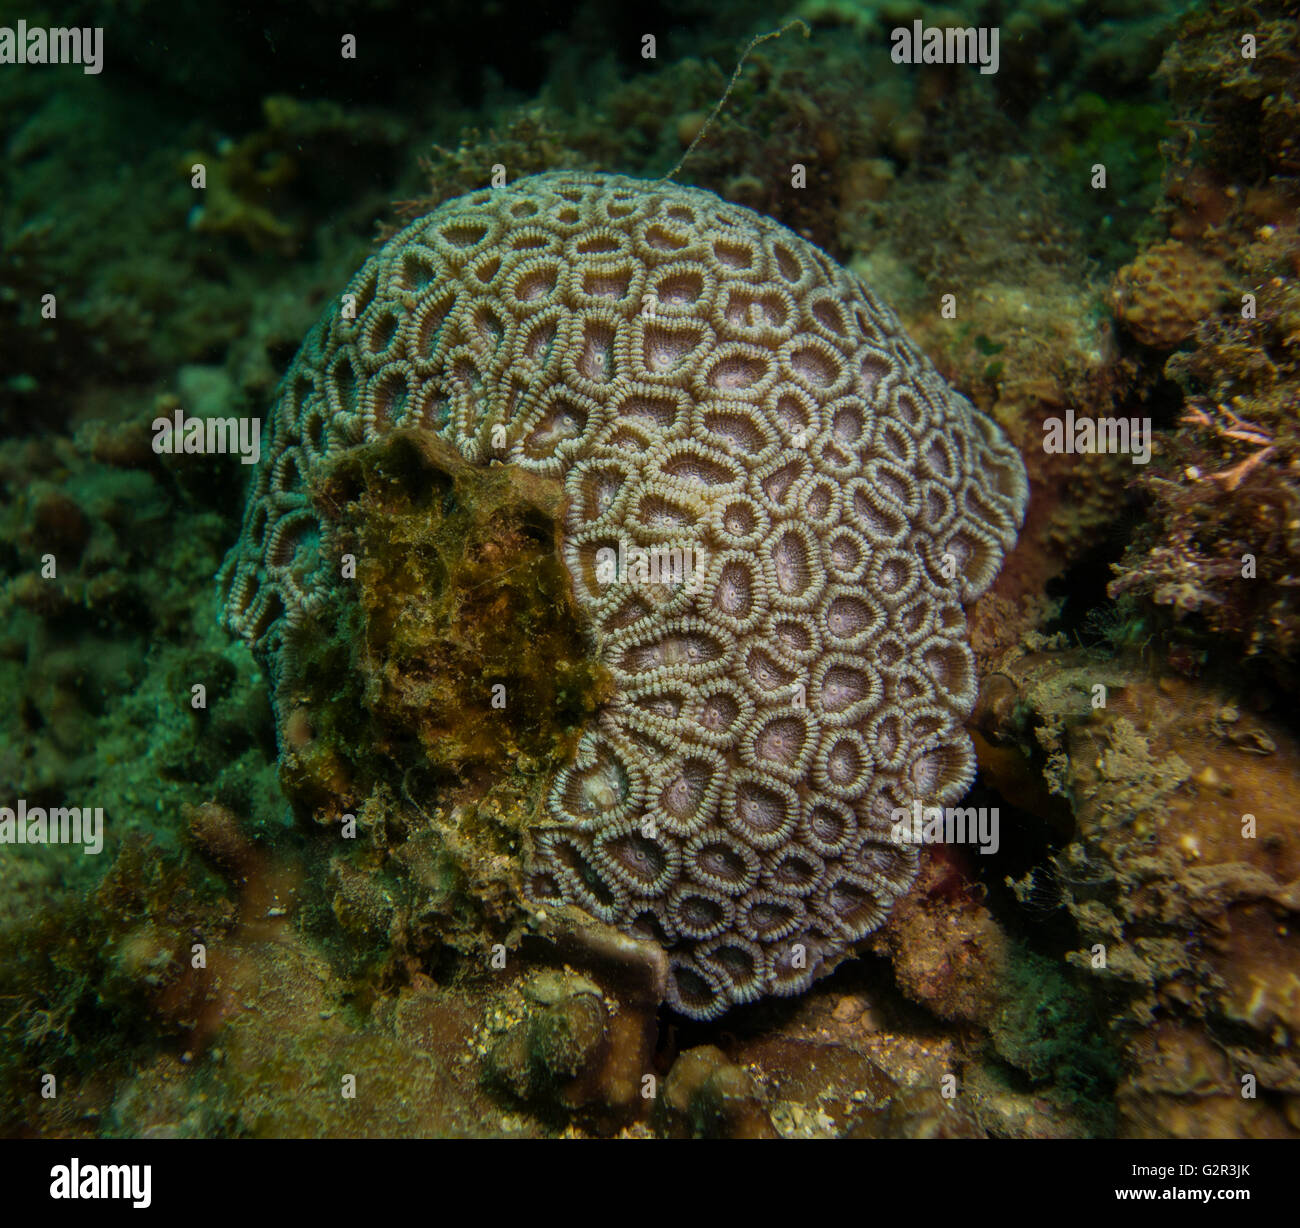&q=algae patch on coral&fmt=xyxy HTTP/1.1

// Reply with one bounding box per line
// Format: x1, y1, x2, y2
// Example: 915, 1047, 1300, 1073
276, 429, 613, 961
